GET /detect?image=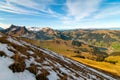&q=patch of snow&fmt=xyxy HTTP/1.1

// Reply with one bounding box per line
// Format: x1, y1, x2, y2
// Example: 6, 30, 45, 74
8, 46, 16, 51
42, 61, 49, 65
20, 54, 27, 58
40, 49, 72, 64
20, 40, 33, 47
37, 70, 41, 75
43, 66, 52, 70
27, 51, 34, 55
25, 57, 35, 68
59, 67, 70, 74
87, 67, 116, 80
25, 56, 40, 68
47, 70, 60, 80
38, 49, 55, 57
0, 57, 36, 80
25, 59, 31, 68
0, 57, 14, 80
0, 43, 14, 57
7, 37, 24, 47
11, 28, 17, 31
55, 63, 62, 67
14, 70, 36, 80
36, 56, 40, 59
87, 73, 97, 79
